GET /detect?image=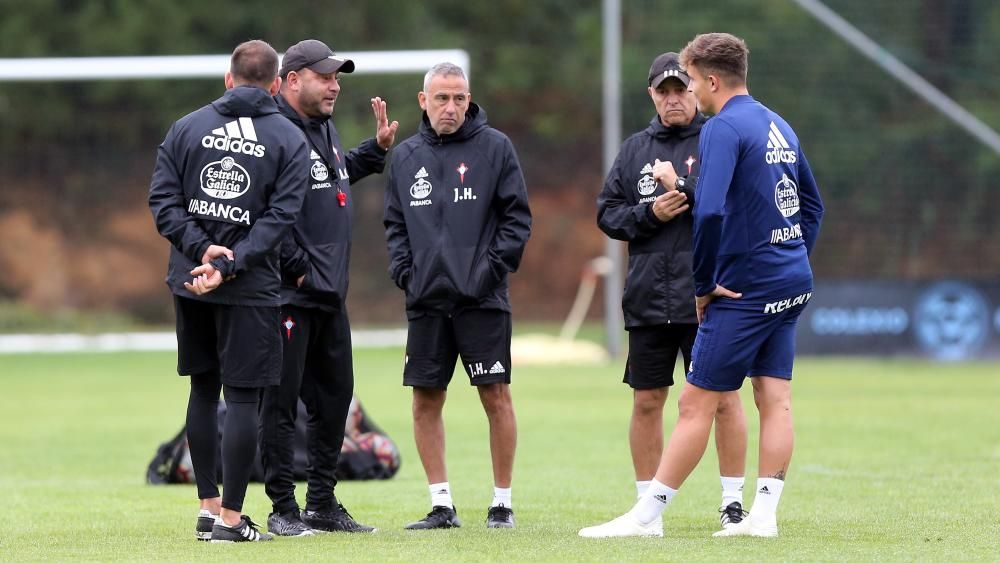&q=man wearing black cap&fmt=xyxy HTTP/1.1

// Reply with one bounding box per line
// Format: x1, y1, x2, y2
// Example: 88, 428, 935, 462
383, 62, 531, 530
149, 39, 309, 542
258, 38, 398, 536
586, 52, 748, 537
